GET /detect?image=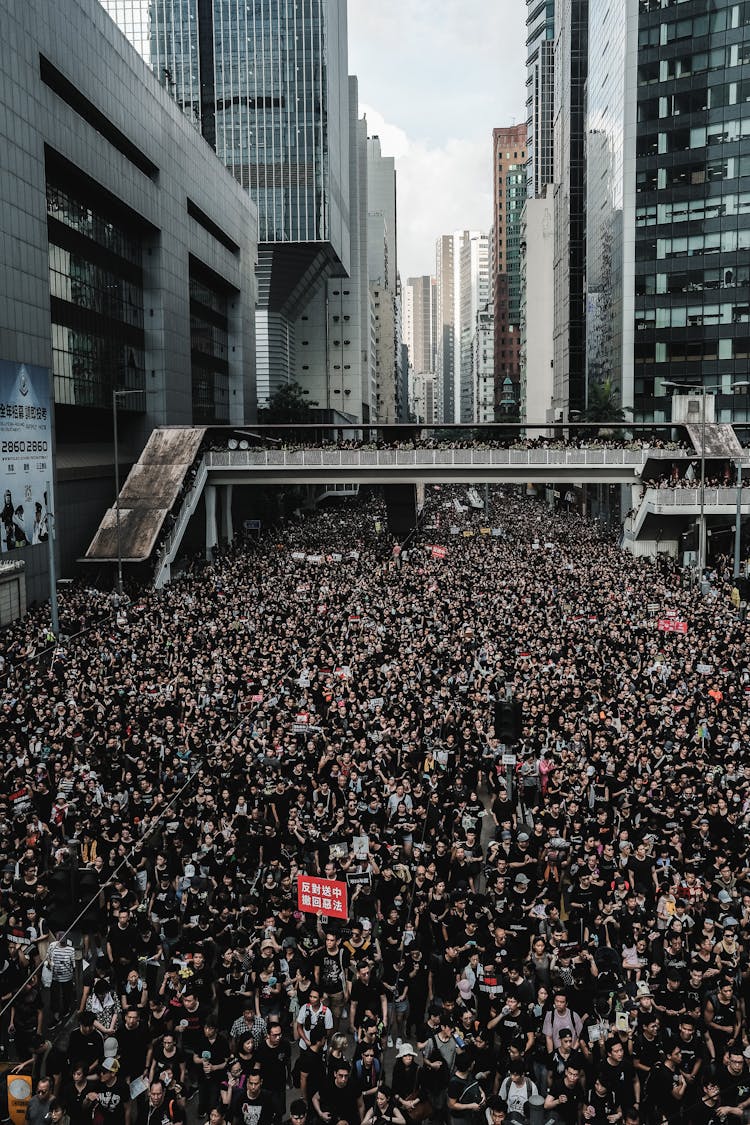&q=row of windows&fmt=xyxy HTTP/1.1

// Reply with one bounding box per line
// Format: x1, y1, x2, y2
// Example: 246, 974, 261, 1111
635, 302, 750, 328
640, 84, 750, 118
635, 191, 750, 224
639, 49, 750, 84
192, 372, 230, 425
637, 265, 750, 293
639, 6, 746, 46
52, 327, 144, 409
650, 230, 750, 255
49, 252, 143, 330
638, 155, 750, 191
46, 184, 142, 266
634, 338, 750, 363
189, 276, 227, 318
639, 0, 750, 21
640, 117, 750, 156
